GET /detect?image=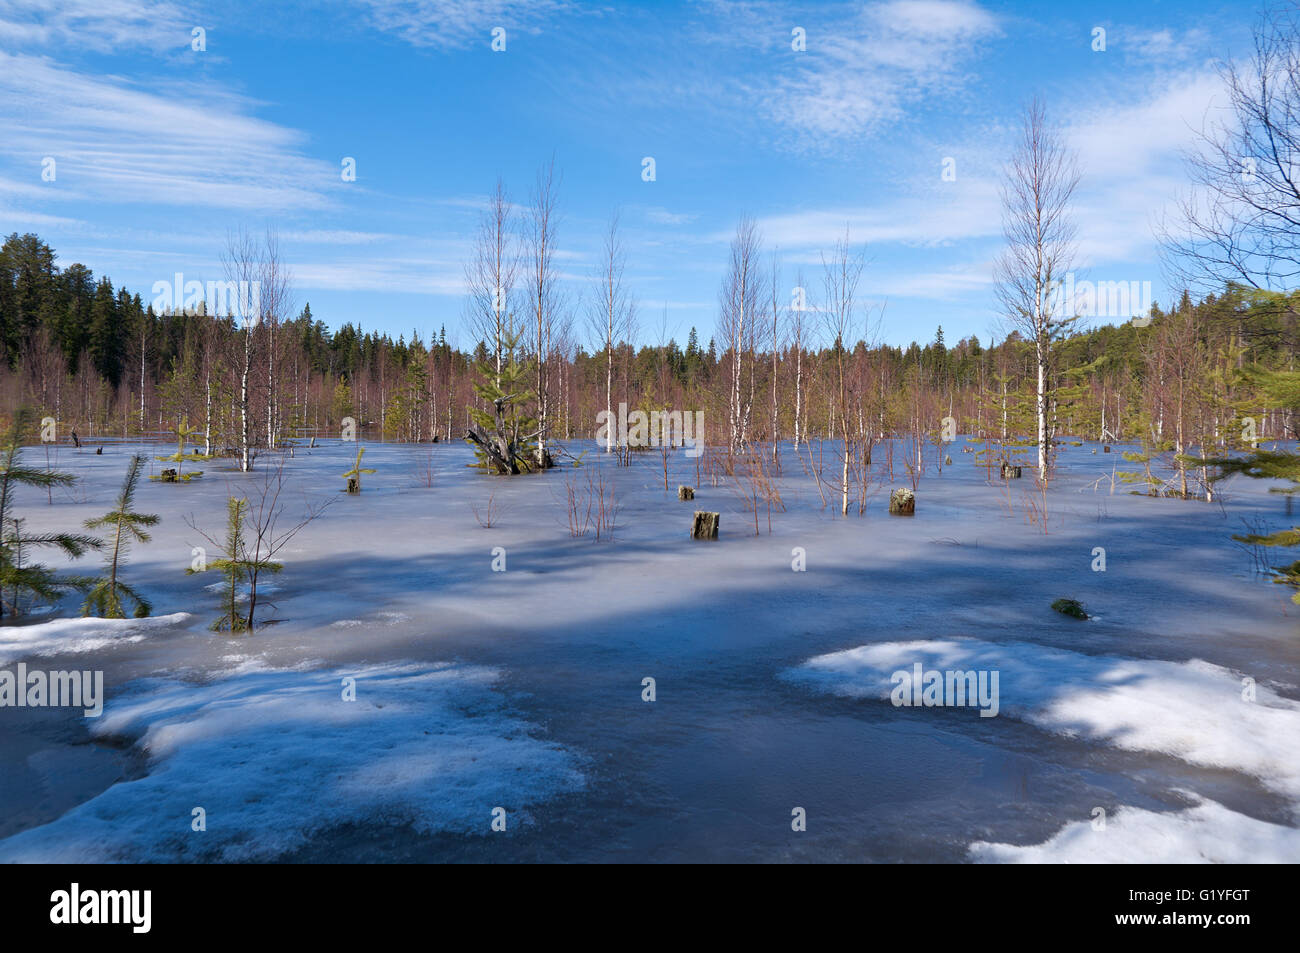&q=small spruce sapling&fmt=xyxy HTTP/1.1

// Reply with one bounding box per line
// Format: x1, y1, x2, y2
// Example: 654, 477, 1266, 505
342, 446, 377, 493
152, 418, 208, 482
188, 496, 283, 632
82, 454, 158, 618
187, 456, 328, 632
